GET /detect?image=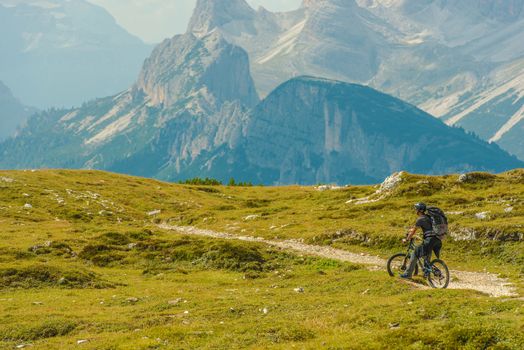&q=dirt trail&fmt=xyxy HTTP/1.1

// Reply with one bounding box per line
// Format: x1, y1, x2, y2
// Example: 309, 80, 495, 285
158, 224, 518, 298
